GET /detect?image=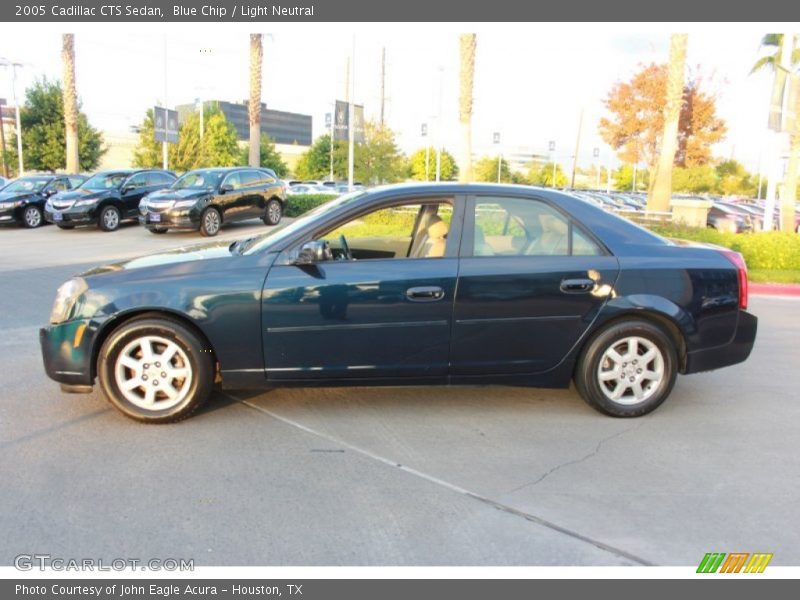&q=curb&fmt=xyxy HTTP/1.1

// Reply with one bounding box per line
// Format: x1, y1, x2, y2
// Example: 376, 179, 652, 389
750, 283, 800, 297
